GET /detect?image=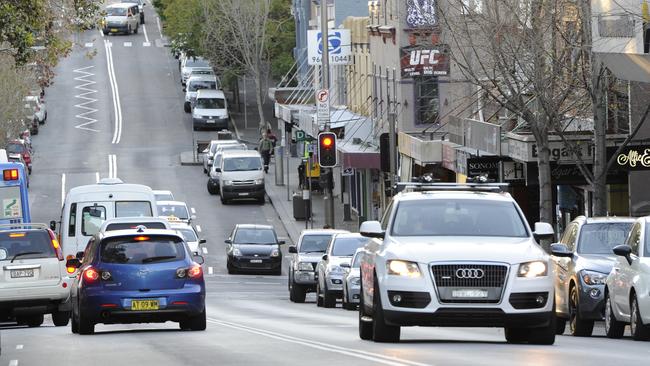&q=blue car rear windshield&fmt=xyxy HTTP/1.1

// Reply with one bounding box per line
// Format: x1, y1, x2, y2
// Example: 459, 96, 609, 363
101, 236, 185, 264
